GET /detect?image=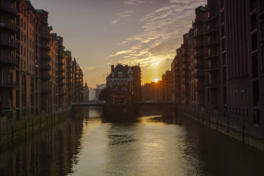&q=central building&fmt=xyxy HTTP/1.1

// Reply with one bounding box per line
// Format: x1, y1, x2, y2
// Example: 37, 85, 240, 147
105, 64, 141, 118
